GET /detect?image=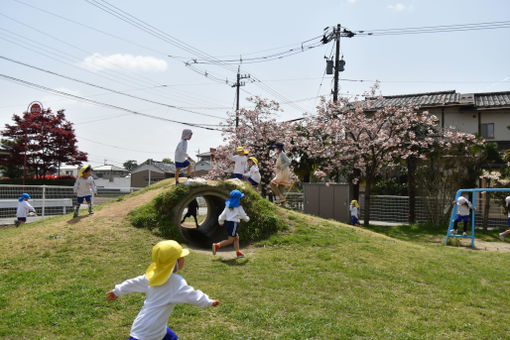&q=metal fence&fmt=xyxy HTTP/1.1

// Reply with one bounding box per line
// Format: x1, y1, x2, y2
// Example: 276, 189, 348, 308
0, 184, 141, 221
